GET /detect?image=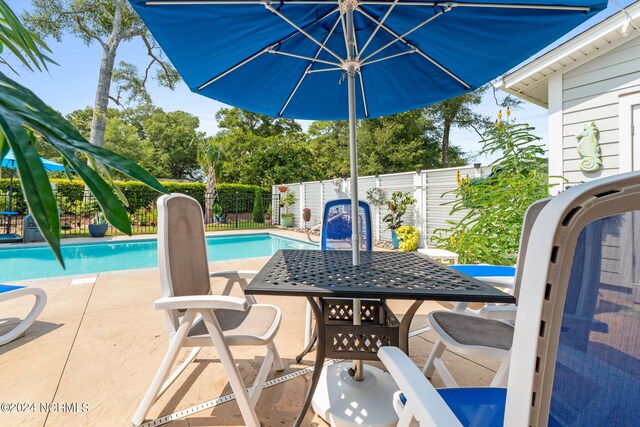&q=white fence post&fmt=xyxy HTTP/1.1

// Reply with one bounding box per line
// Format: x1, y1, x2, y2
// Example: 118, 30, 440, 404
374, 175, 381, 242
413, 170, 427, 248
